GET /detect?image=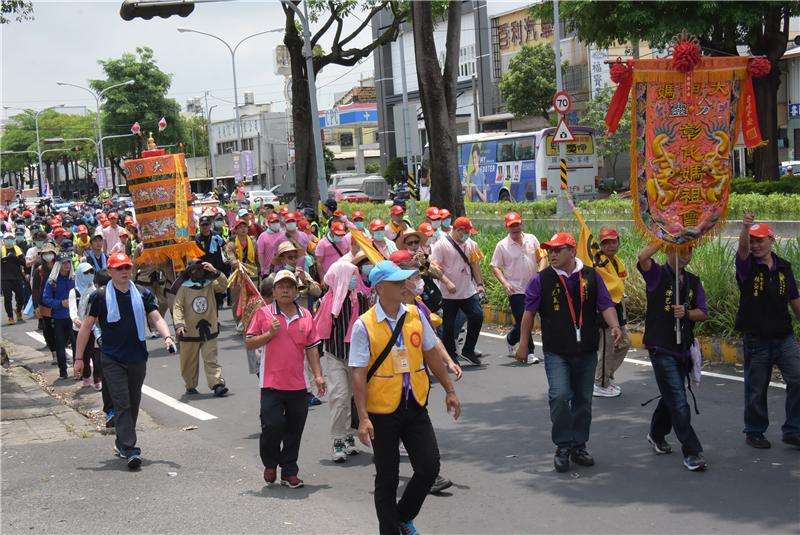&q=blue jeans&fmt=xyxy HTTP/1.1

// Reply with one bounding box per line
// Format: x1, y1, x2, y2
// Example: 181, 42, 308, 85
442, 294, 483, 357
650, 353, 702, 457
507, 294, 534, 351
743, 334, 800, 437
543, 351, 597, 449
